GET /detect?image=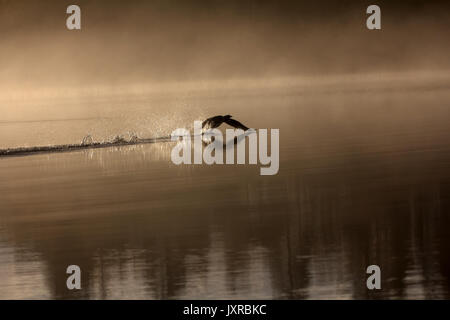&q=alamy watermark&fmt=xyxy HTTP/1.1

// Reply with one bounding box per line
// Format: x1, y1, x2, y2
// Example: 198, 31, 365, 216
66, 5, 81, 30
366, 265, 381, 290
366, 5, 381, 30
66, 265, 81, 290
170, 121, 279, 175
